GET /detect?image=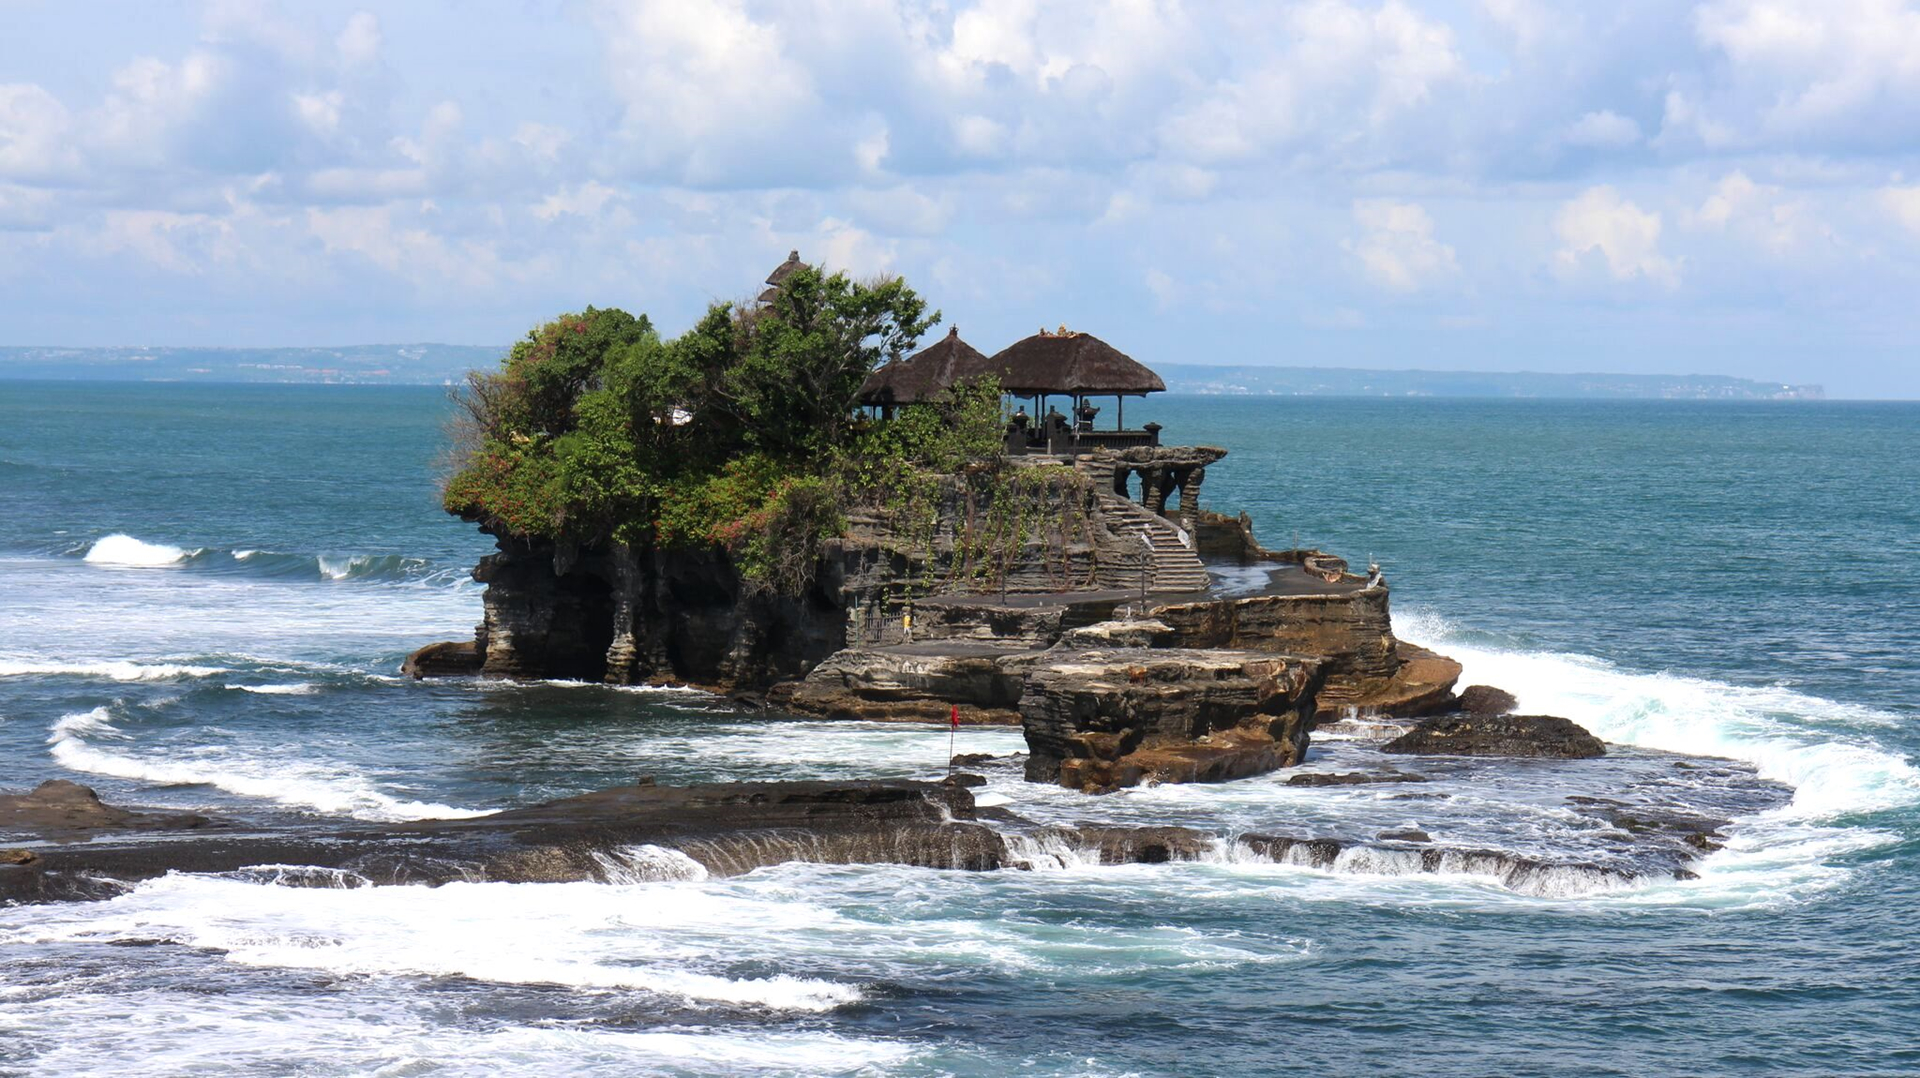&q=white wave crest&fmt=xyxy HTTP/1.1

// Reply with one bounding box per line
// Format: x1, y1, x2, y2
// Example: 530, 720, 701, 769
83, 533, 196, 567
47, 706, 121, 741
9, 873, 866, 1012
0, 659, 227, 681
1395, 616, 1920, 822
1393, 609, 1919, 905
46, 707, 489, 822
225, 682, 316, 695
